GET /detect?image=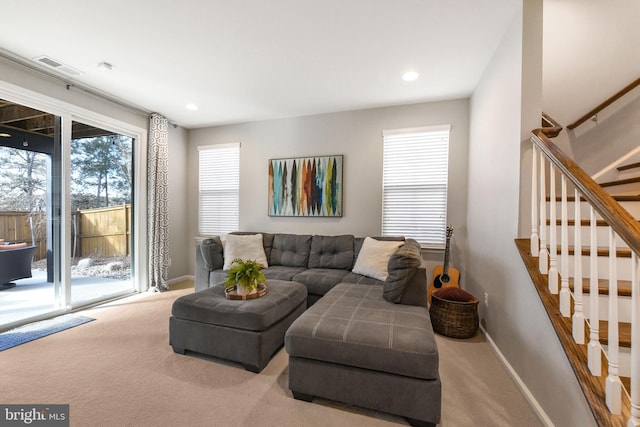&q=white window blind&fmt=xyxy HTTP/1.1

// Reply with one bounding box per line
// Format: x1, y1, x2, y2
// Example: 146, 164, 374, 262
198, 143, 240, 235
382, 125, 450, 248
